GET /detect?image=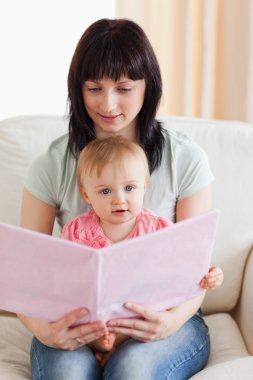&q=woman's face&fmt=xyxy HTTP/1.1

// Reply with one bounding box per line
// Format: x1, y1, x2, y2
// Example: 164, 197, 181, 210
82, 77, 146, 141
